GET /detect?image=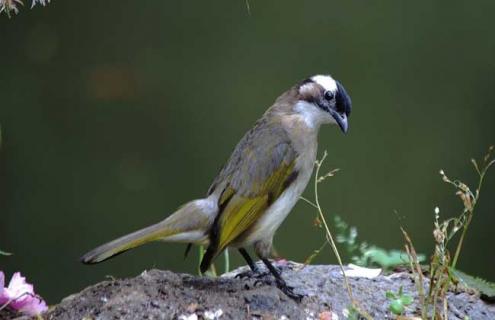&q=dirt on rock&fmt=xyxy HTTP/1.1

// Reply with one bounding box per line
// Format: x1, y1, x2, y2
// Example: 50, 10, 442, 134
2, 262, 494, 320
